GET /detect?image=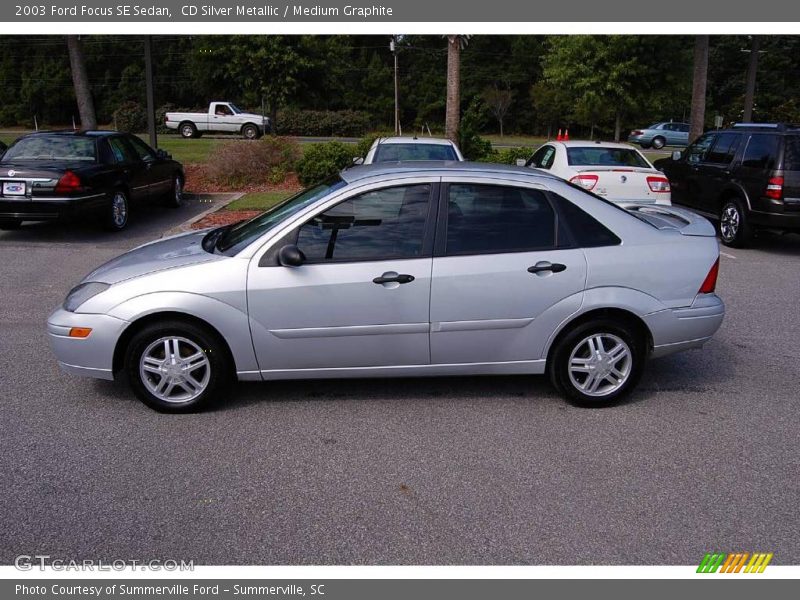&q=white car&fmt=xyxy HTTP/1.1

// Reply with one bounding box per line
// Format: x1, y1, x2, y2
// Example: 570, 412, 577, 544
361, 136, 464, 164
521, 141, 671, 205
